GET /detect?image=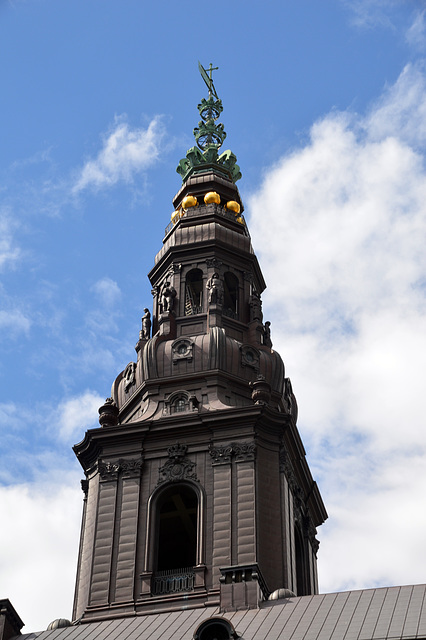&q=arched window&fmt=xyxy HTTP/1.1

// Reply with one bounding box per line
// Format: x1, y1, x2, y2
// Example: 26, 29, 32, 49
175, 397, 186, 412
194, 618, 238, 640
157, 485, 197, 571
223, 272, 239, 319
295, 524, 307, 596
148, 483, 203, 596
185, 269, 203, 315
